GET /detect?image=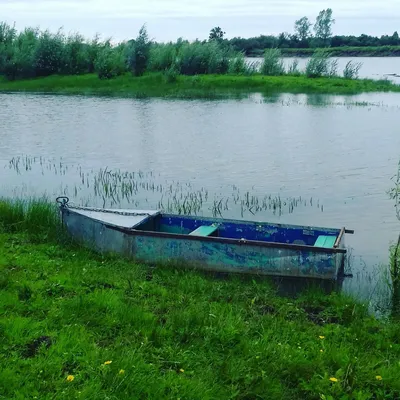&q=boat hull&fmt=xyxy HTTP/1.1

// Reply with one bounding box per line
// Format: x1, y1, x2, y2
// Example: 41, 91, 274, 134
60, 207, 346, 280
